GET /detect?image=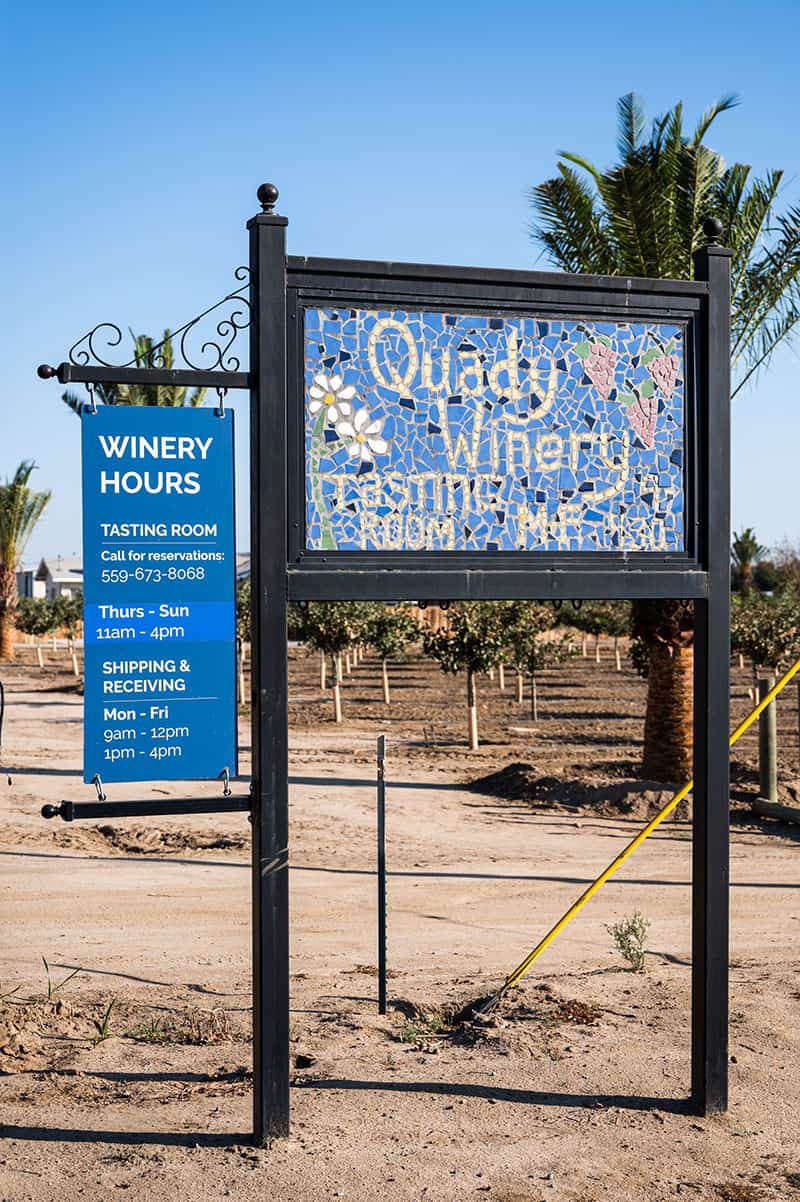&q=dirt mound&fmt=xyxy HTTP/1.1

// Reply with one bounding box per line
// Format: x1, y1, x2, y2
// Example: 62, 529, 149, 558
468, 762, 682, 819
0, 997, 91, 1074
32, 824, 249, 855
93, 825, 248, 854
390, 984, 603, 1053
